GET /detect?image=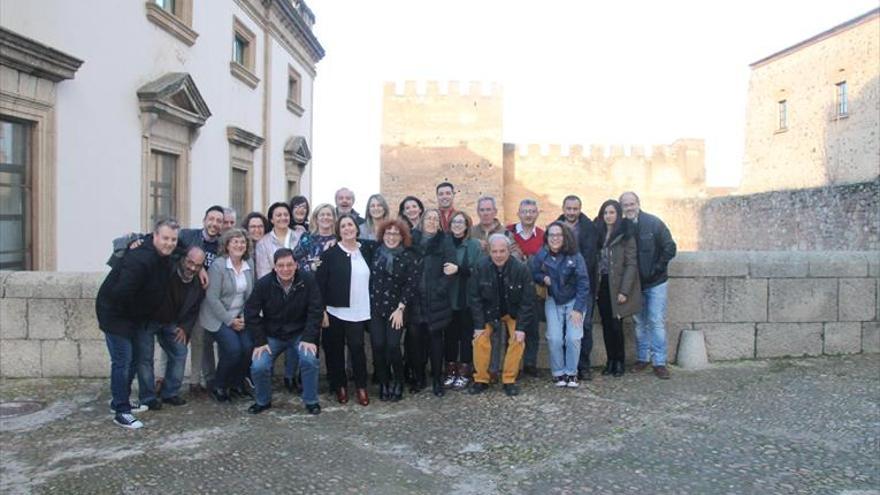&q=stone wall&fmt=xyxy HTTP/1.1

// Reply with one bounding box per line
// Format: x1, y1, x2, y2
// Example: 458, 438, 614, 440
1, 251, 877, 377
